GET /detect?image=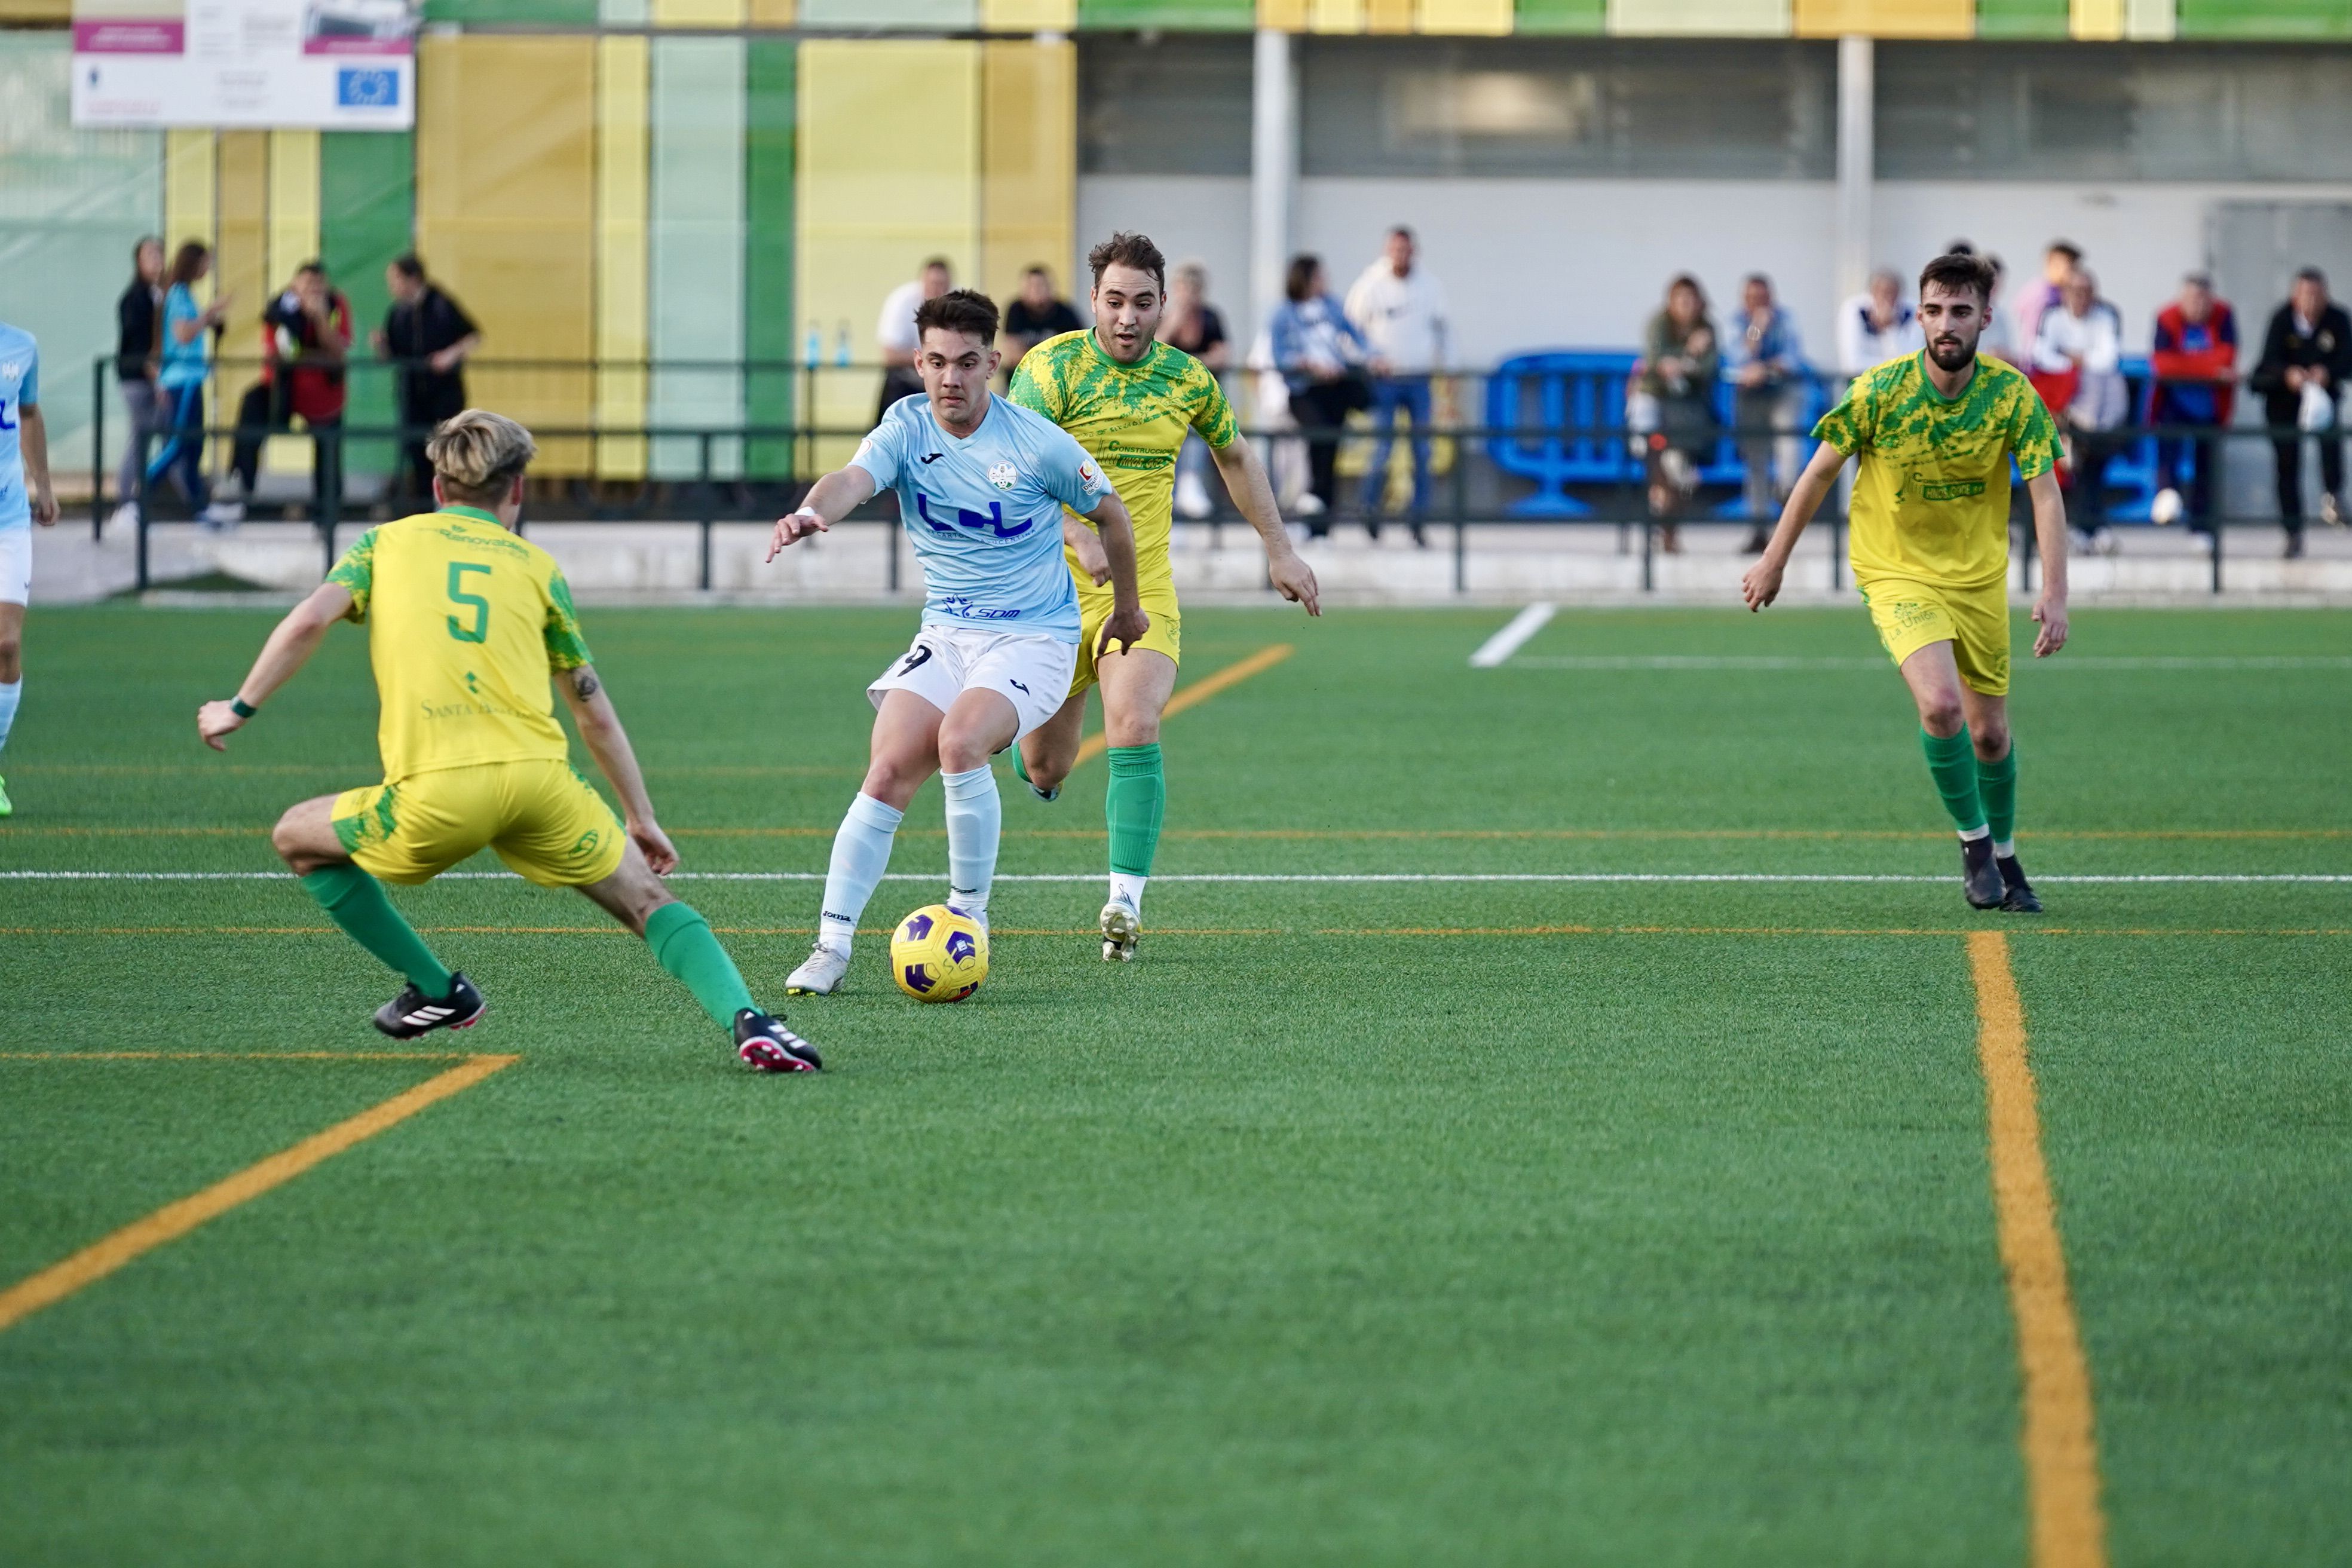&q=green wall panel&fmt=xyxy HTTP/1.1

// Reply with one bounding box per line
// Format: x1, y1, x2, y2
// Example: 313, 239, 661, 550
744, 38, 794, 480
320, 130, 413, 477
1516, 0, 1607, 33
1076, 0, 1256, 26
2180, 0, 2352, 36
421, 0, 598, 23
1974, 0, 2068, 36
